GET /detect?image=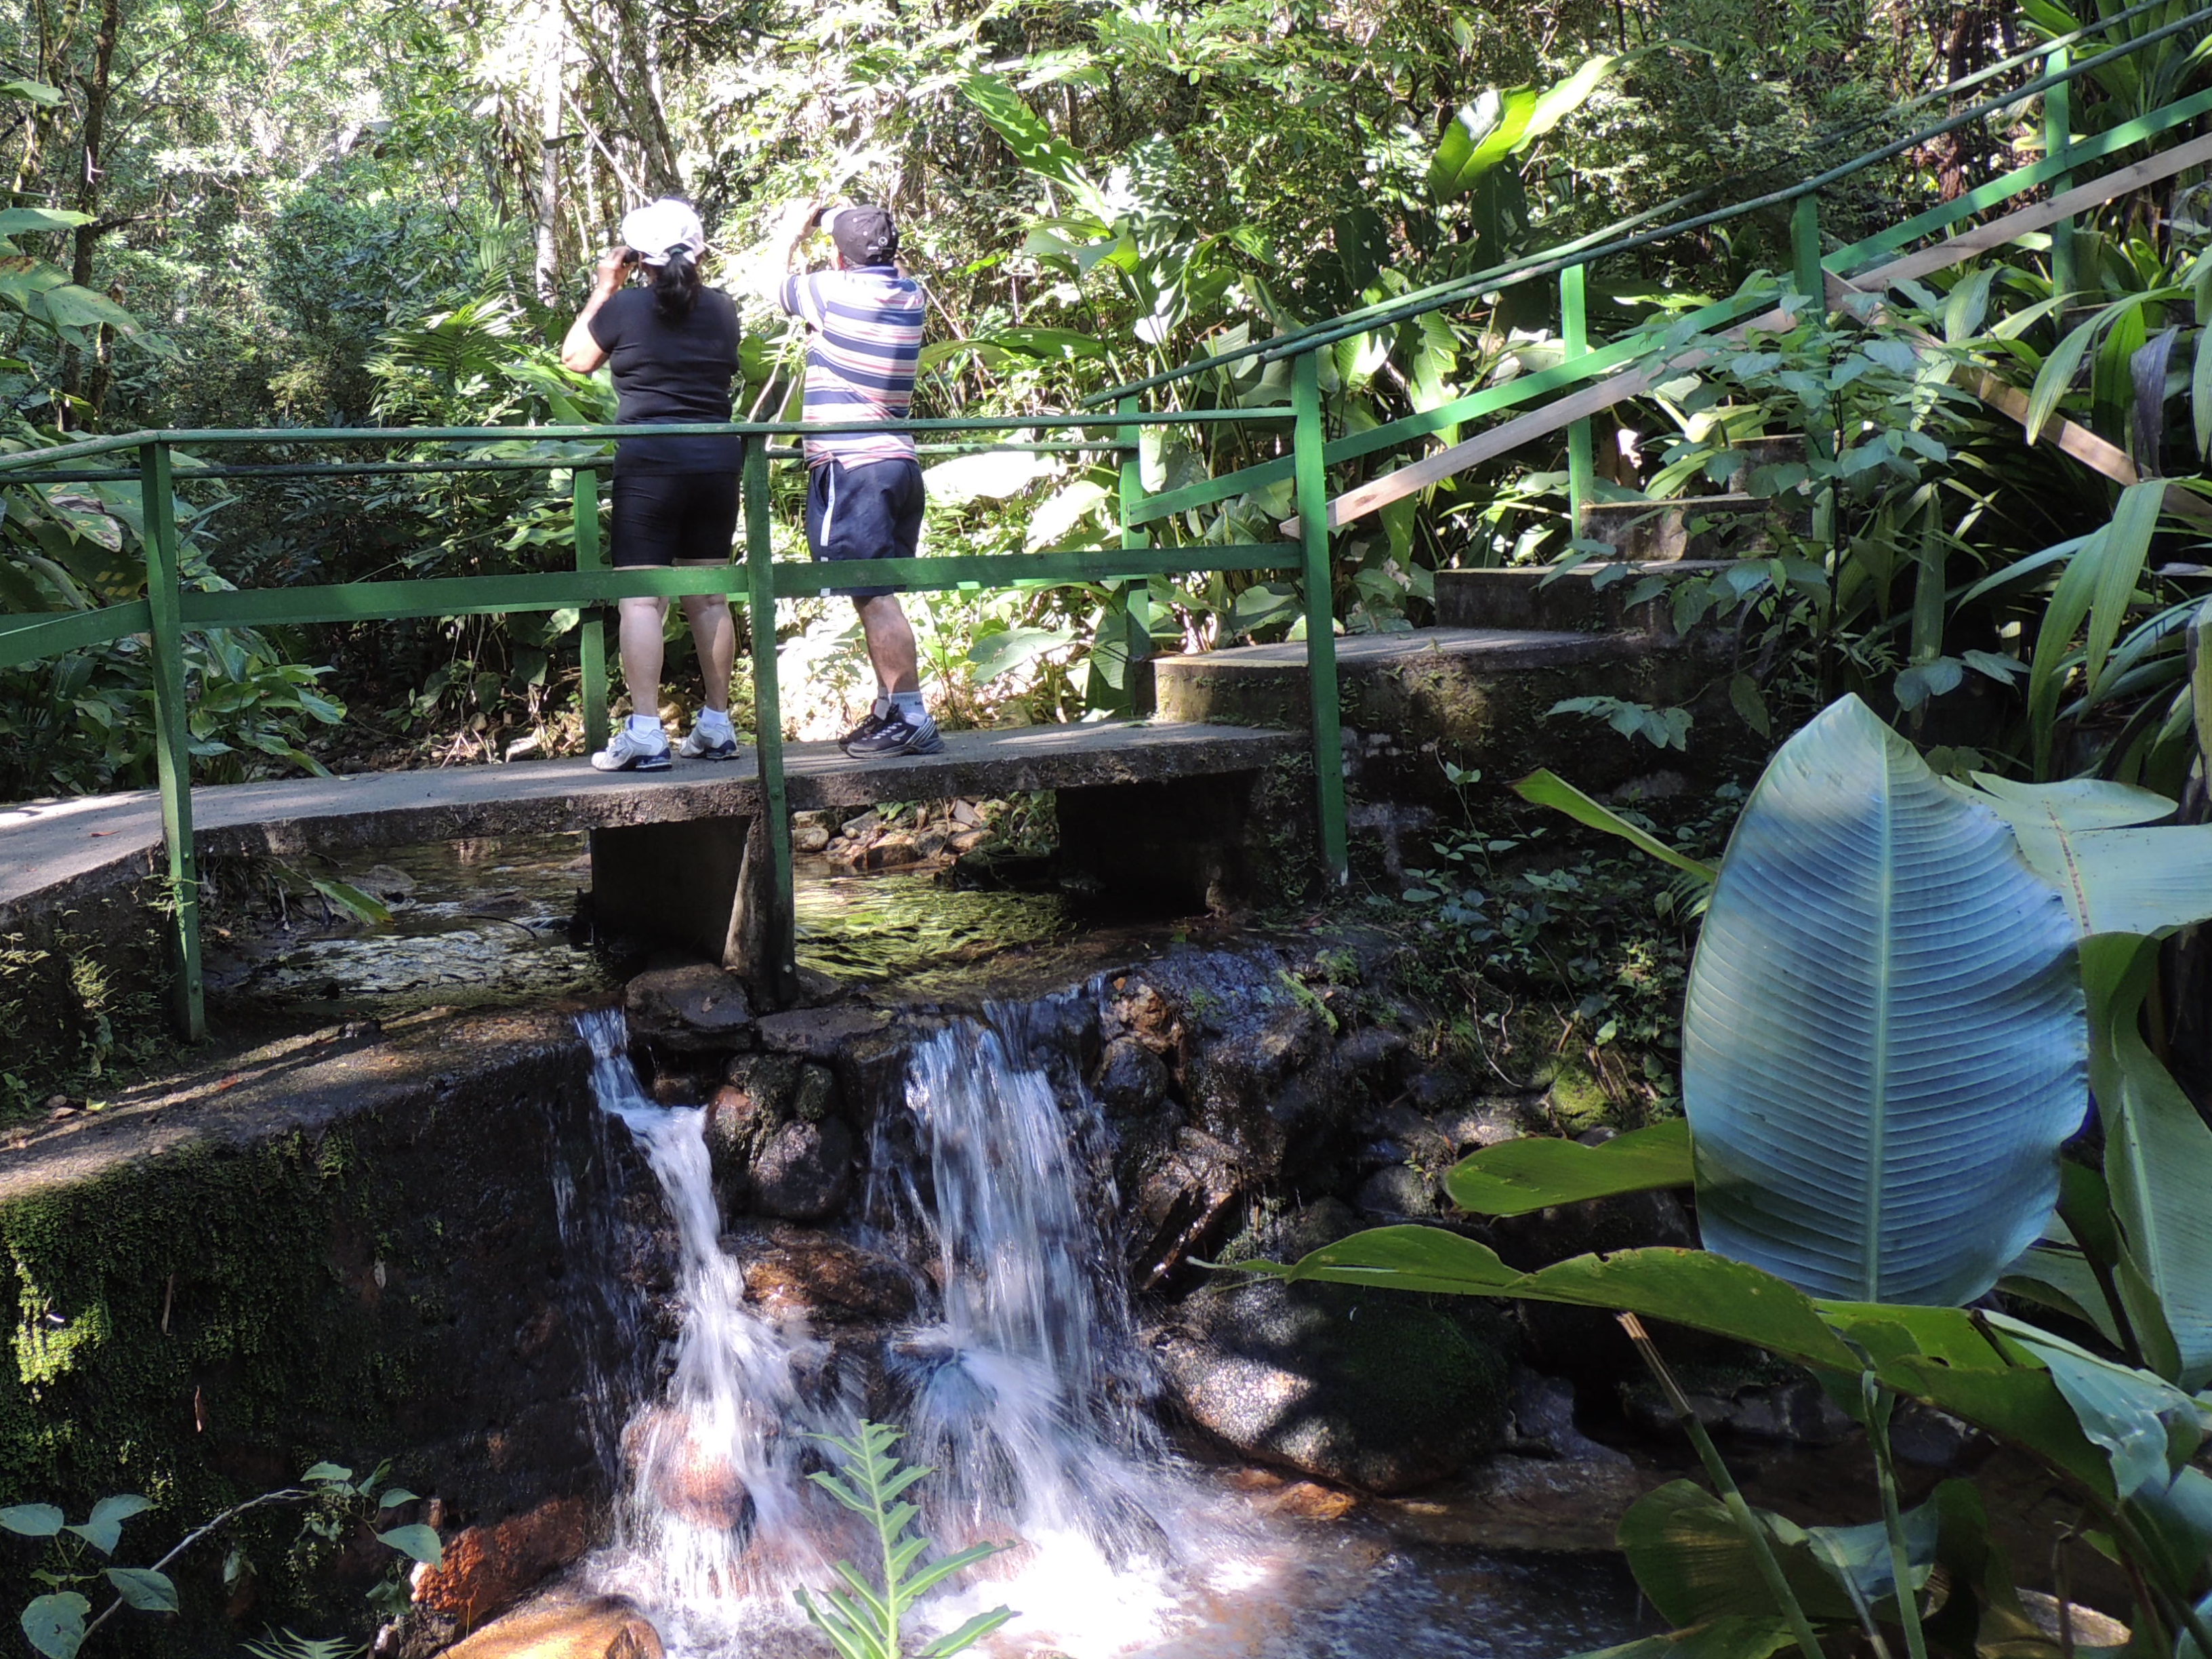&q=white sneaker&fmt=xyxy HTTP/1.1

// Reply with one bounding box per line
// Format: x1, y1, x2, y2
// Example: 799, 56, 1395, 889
678, 719, 738, 760
591, 725, 672, 772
